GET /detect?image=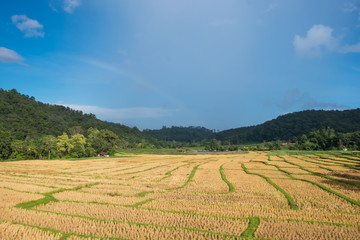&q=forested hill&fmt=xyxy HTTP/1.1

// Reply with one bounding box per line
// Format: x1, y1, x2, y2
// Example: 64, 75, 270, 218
214, 109, 360, 144
0, 89, 144, 143
143, 126, 214, 143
